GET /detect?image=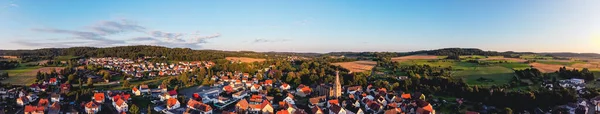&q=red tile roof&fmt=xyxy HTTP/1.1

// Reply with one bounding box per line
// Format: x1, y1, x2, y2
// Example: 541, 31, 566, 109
236, 99, 249, 110
115, 98, 126, 106
38, 98, 49, 106
85, 101, 99, 108
167, 98, 179, 107
94, 93, 105, 102
276, 109, 290, 114
168, 90, 178, 96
